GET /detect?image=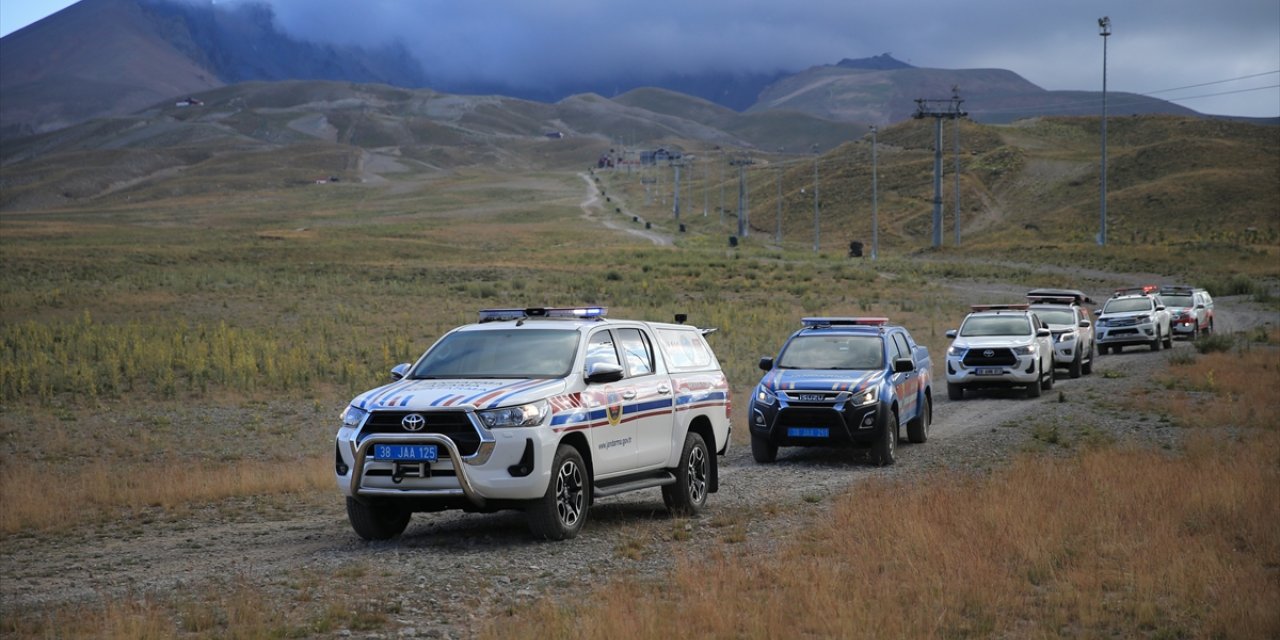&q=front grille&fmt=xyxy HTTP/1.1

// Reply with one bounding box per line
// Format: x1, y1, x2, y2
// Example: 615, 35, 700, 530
962, 348, 1017, 367
782, 390, 840, 404
1108, 318, 1138, 327
359, 411, 482, 457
